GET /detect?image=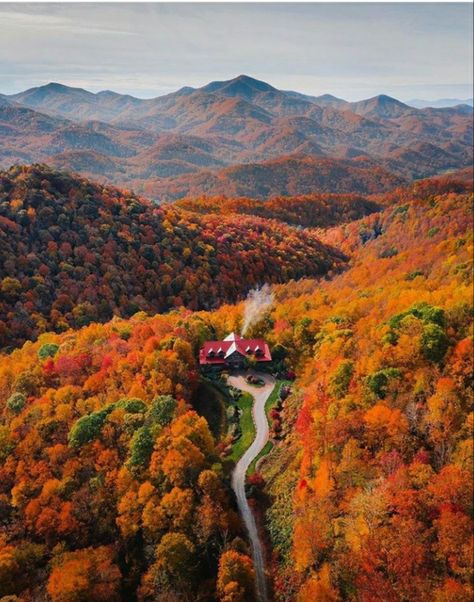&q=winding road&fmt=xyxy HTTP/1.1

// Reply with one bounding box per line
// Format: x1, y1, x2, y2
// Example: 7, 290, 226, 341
228, 371, 275, 602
